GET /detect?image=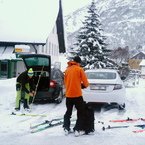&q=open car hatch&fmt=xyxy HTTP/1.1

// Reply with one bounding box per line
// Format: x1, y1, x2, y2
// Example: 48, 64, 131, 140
21, 54, 51, 72
21, 54, 51, 90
